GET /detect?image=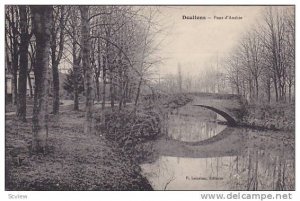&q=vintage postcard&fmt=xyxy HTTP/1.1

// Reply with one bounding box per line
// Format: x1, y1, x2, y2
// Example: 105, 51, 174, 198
4, 5, 295, 195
